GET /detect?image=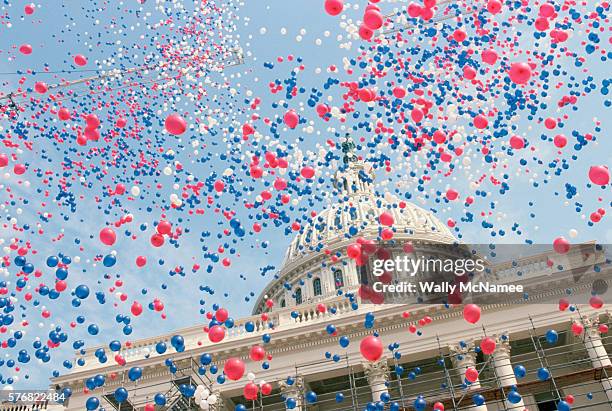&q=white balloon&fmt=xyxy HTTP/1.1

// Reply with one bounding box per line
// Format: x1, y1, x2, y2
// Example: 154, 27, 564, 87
199, 399, 209, 410
201, 388, 210, 400
195, 385, 205, 394
568, 229, 578, 238
247, 372, 256, 381
207, 394, 218, 405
